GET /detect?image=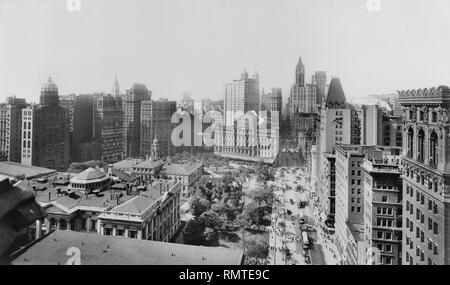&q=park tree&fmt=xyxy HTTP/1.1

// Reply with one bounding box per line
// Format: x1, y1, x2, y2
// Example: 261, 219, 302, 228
245, 239, 269, 258
191, 197, 211, 217
199, 210, 223, 230
250, 186, 274, 207
183, 218, 205, 246
203, 227, 219, 246
211, 202, 226, 214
